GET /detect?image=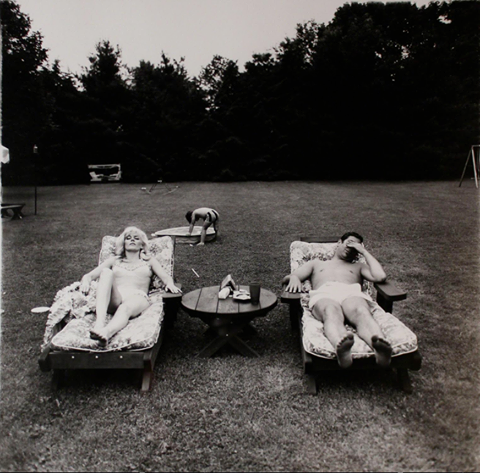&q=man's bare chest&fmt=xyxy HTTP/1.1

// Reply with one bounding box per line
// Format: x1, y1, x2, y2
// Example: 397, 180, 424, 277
311, 260, 361, 287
